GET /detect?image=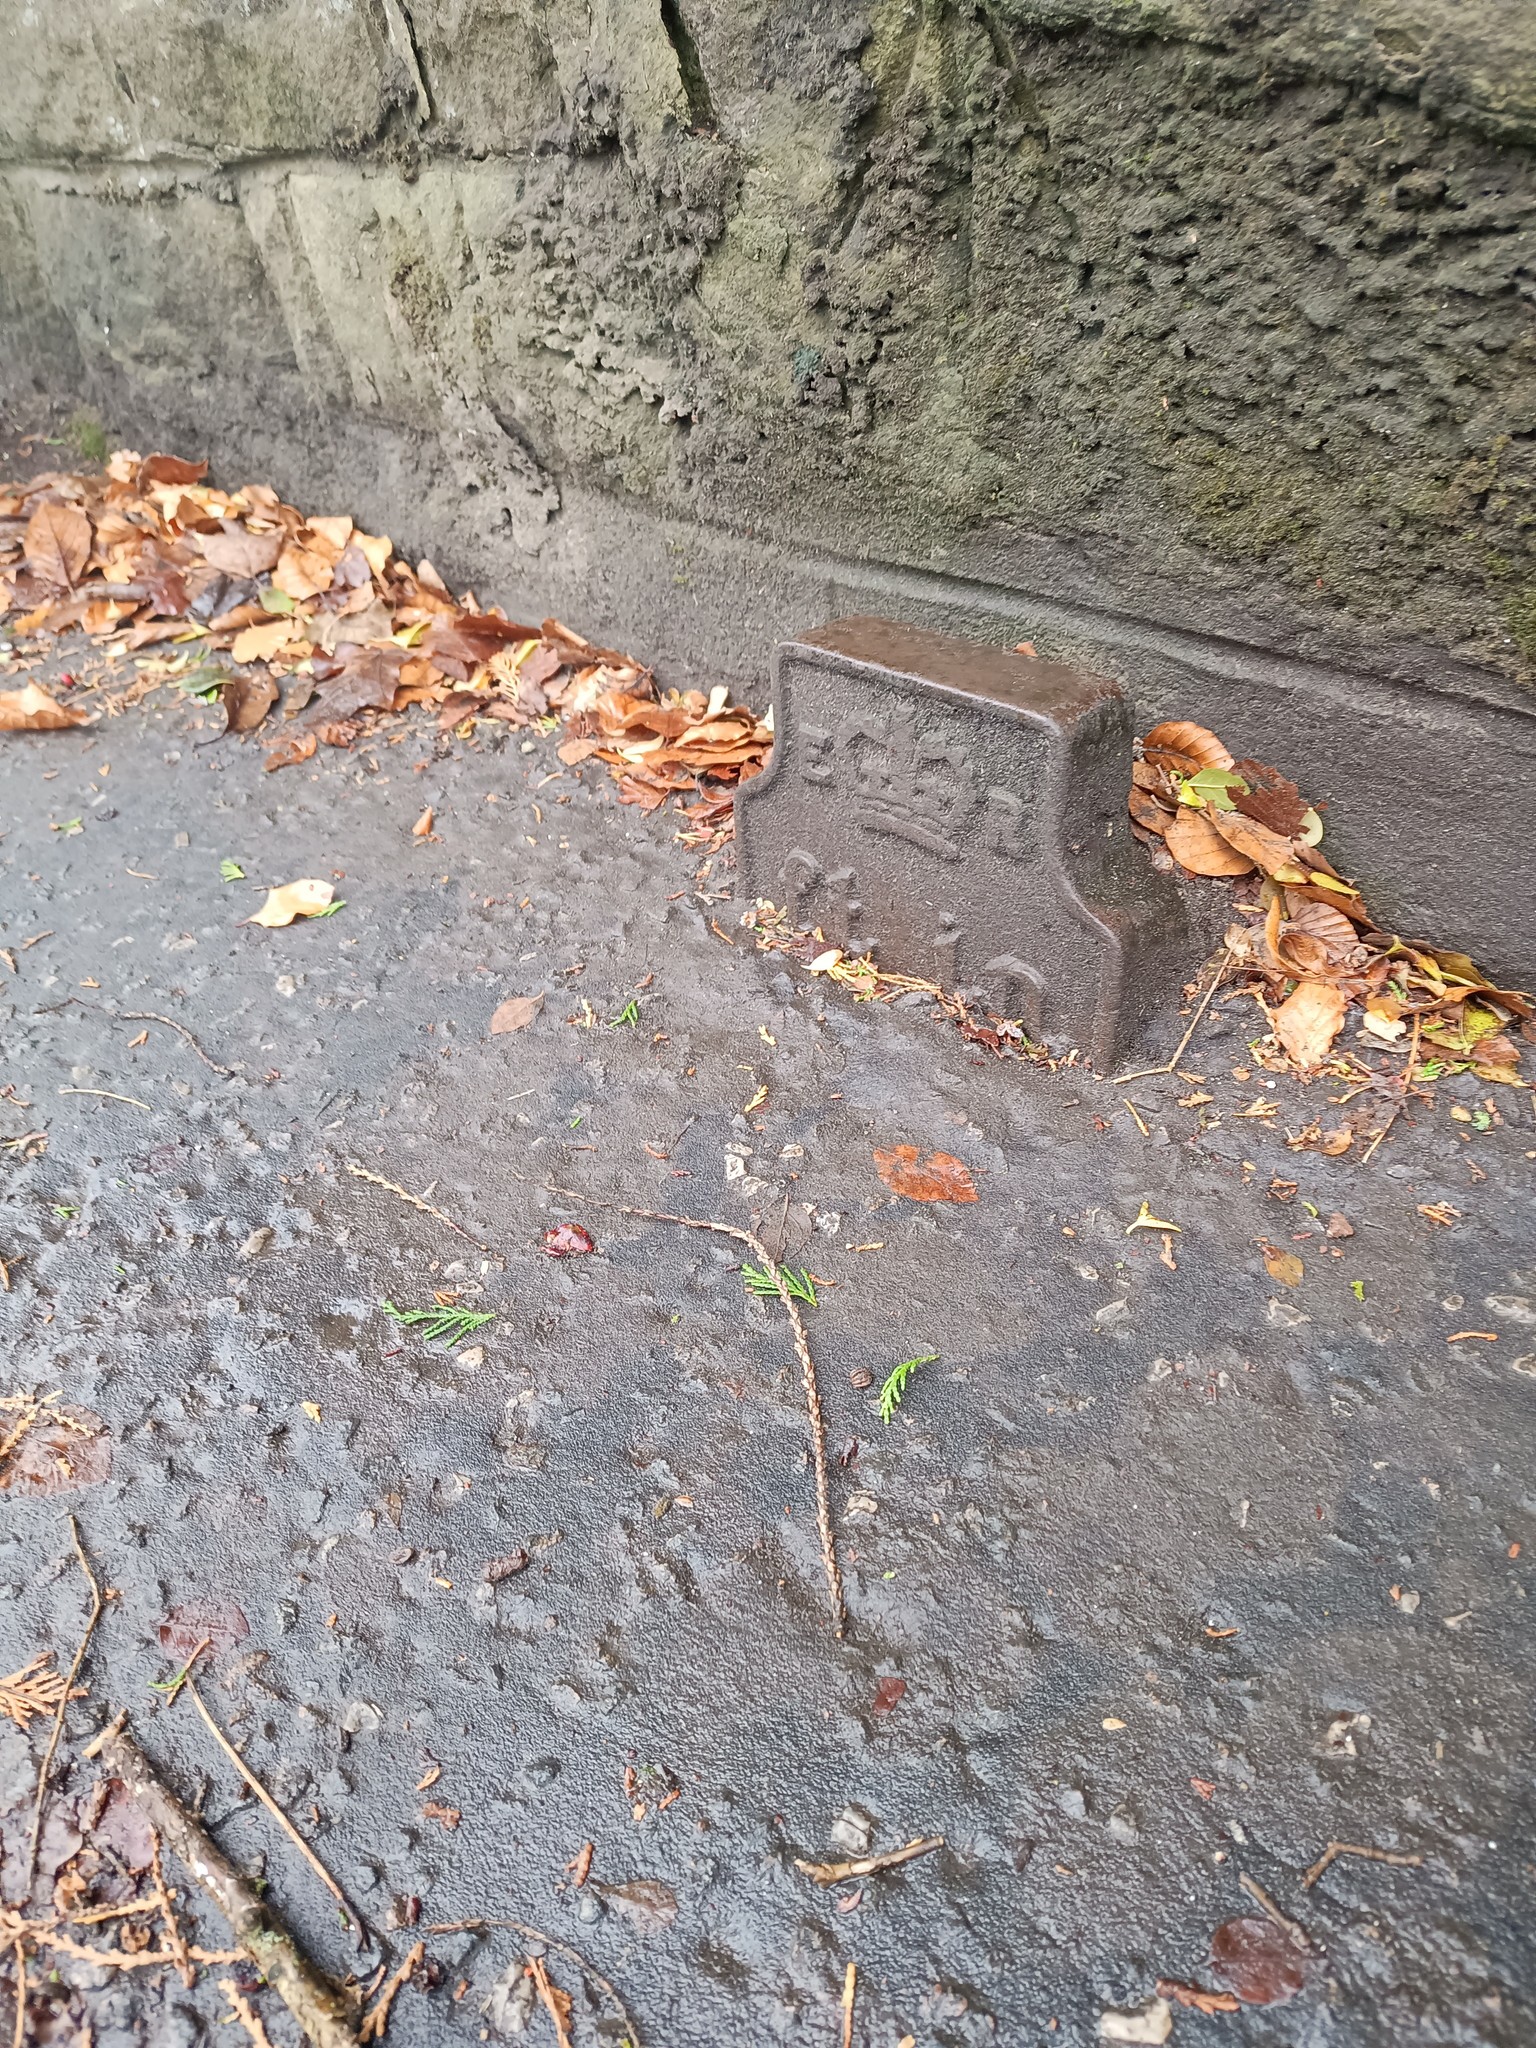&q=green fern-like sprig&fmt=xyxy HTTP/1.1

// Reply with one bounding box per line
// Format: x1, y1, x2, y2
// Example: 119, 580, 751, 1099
877, 1352, 938, 1423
